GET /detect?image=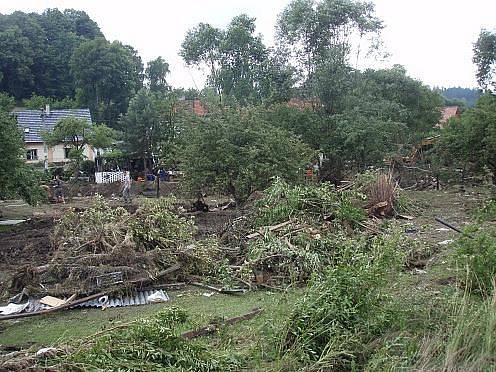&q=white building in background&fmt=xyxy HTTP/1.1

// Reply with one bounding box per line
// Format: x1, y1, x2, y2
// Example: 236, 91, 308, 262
14, 105, 95, 166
